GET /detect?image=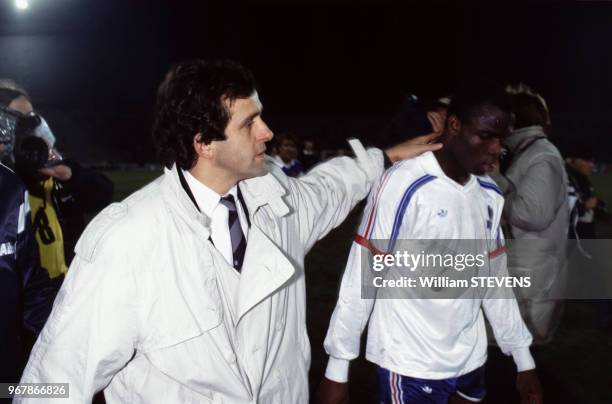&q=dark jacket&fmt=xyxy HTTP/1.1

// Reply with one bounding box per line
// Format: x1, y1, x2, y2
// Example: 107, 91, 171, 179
0, 163, 56, 382
21, 160, 114, 266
